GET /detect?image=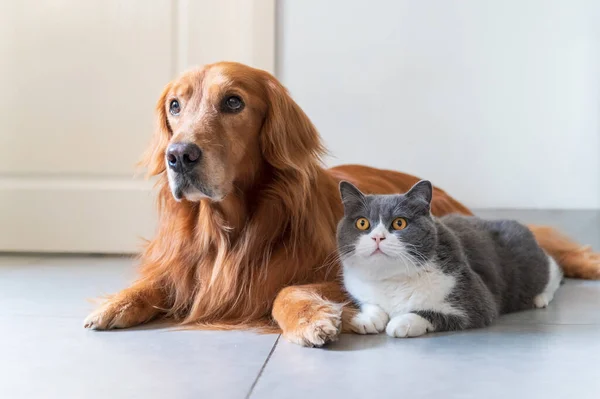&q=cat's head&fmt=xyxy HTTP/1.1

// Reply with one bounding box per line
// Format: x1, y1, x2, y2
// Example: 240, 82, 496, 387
336, 180, 437, 275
